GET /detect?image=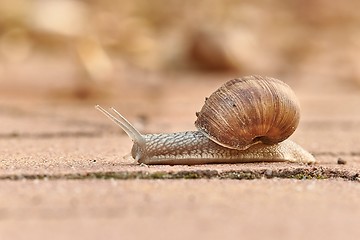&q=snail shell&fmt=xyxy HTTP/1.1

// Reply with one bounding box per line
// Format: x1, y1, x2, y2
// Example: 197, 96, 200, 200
195, 75, 300, 150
